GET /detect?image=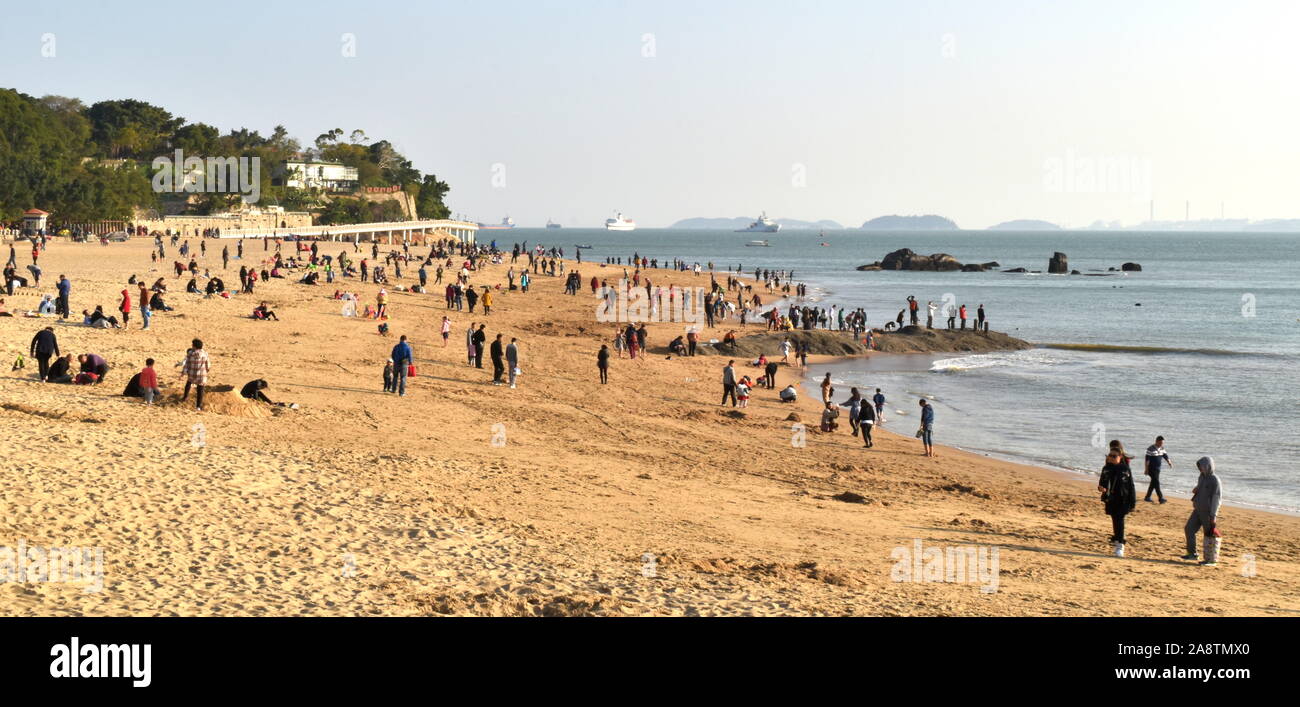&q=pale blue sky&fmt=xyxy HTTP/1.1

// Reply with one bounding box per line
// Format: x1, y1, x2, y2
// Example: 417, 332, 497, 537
3, 0, 1298, 227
